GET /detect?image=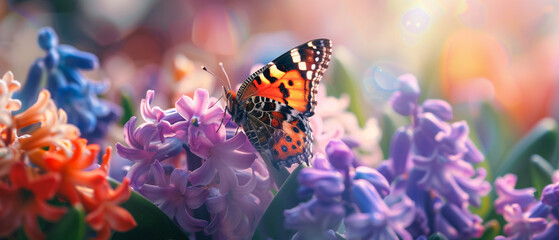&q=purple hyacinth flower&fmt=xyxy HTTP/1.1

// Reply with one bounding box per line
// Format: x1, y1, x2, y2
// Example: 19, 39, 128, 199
325, 139, 355, 171
176, 89, 225, 133
533, 224, 559, 240
188, 130, 257, 186
174, 88, 228, 158
501, 204, 547, 239
413, 115, 490, 208
346, 179, 414, 240
388, 127, 412, 177
462, 139, 485, 164
421, 99, 453, 122
116, 117, 184, 188
205, 167, 269, 239
434, 203, 484, 239
139, 161, 208, 232
141, 90, 168, 123
284, 198, 345, 239
390, 74, 420, 116
541, 182, 559, 207
494, 174, 537, 214
297, 154, 345, 202
383, 73, 490, 239
354, 166, 390, 198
